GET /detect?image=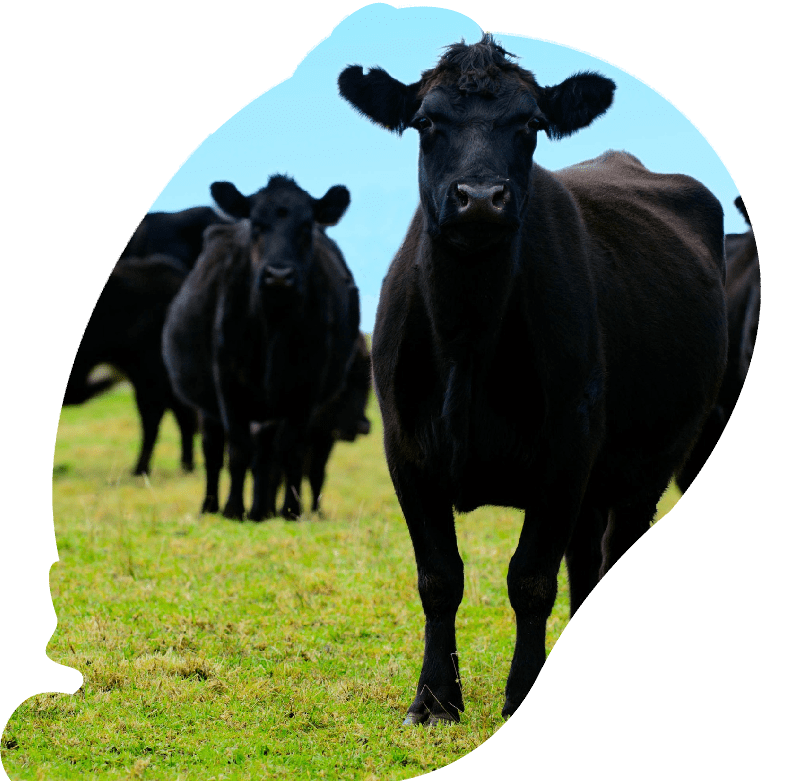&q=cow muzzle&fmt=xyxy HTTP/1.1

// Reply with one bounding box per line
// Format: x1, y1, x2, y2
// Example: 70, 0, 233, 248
260, 265, 297, 290
455, 182, 511, 219
438, 180, 519, 252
